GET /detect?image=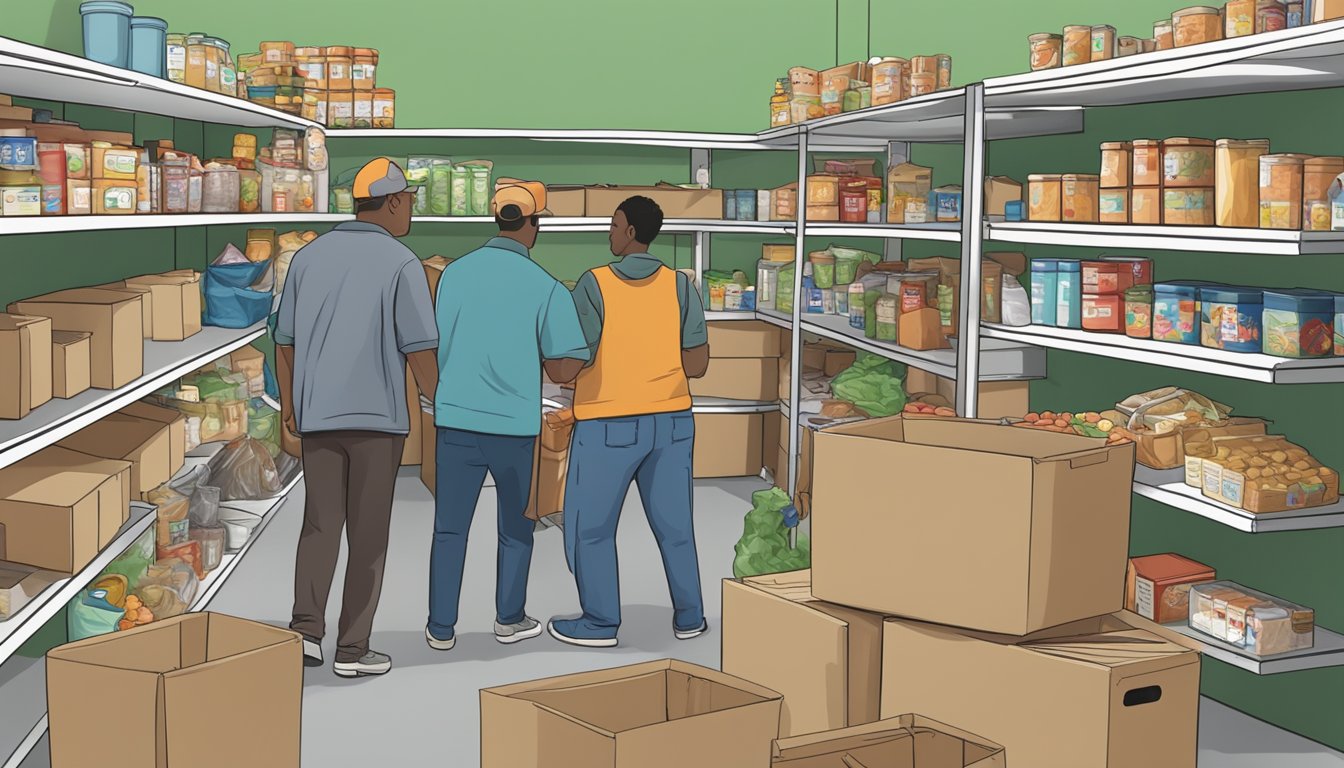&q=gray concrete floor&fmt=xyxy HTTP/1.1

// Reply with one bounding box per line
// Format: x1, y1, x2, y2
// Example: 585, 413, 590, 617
24, 470, 1343, 766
